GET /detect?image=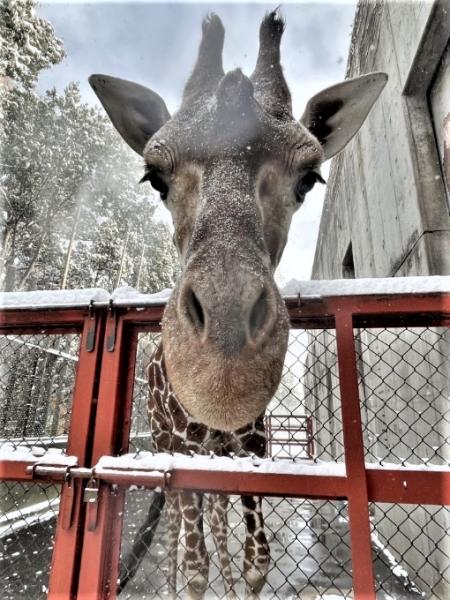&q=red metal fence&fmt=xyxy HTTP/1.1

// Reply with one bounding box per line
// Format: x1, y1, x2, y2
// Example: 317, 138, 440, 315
1, 286, 449, 599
